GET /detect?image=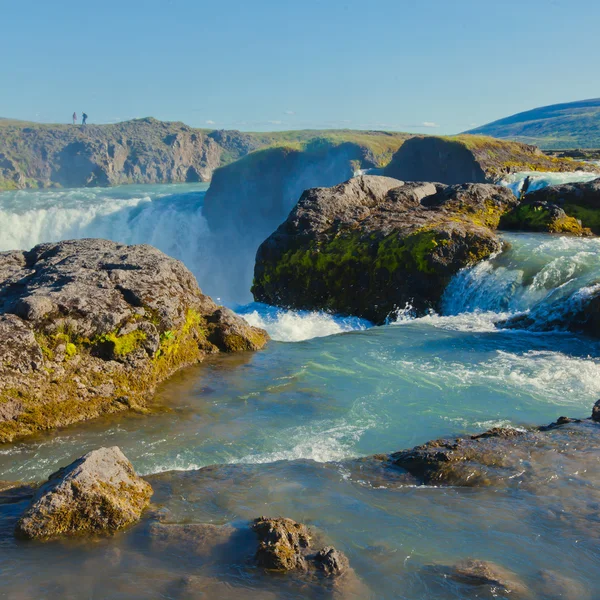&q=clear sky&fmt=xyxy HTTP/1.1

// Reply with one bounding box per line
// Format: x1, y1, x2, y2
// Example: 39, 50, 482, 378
1, 0, 599, 133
